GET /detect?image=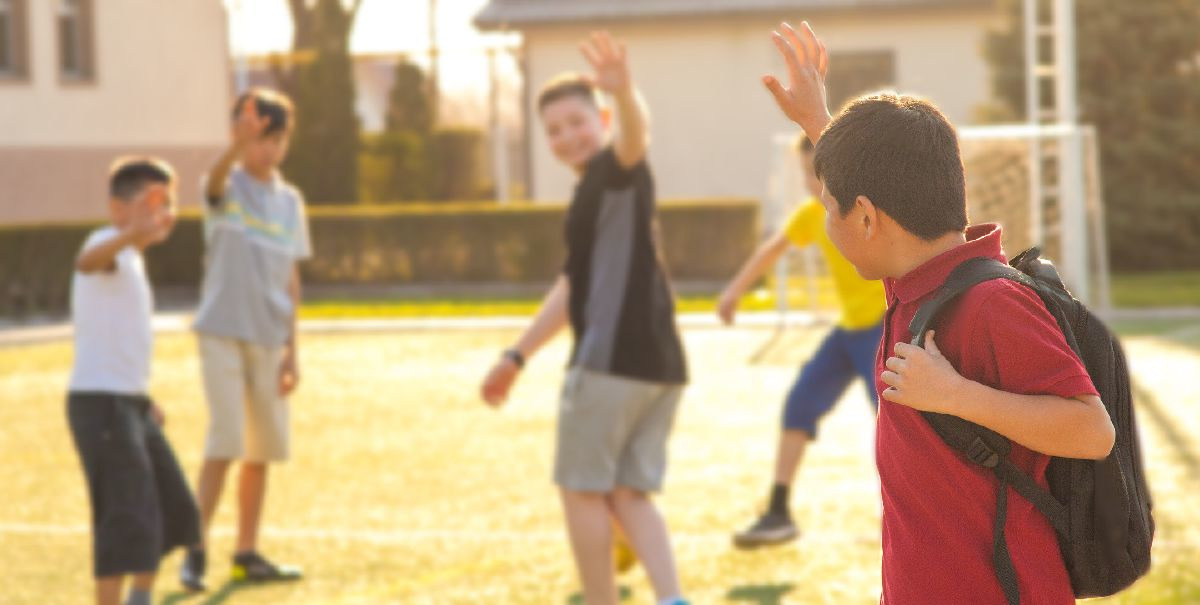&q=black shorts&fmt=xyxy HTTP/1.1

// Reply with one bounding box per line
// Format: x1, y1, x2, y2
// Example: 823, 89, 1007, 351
66, 392, 200, 577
